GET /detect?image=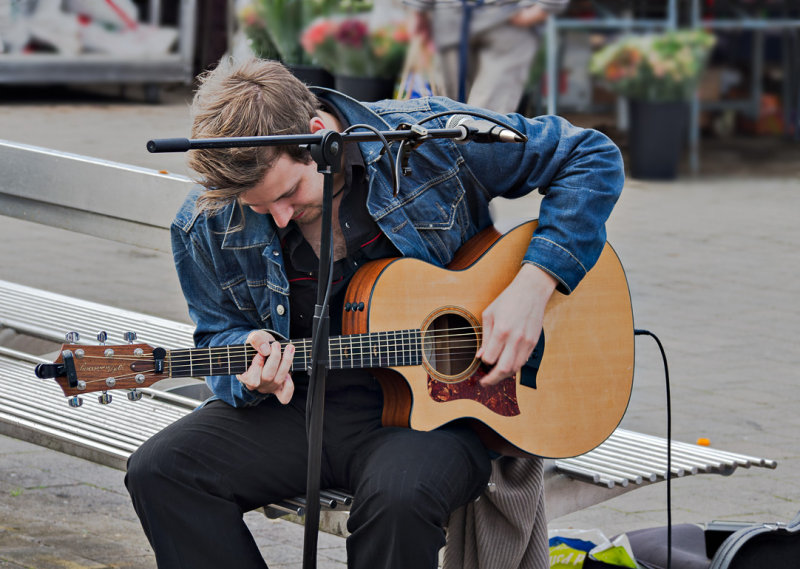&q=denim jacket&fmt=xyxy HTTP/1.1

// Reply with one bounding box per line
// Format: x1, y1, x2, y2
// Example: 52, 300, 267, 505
171, 91, 624, 407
